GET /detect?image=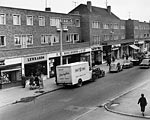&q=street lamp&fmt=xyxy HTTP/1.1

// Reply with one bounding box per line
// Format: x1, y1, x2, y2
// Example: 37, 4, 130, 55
57, 21, 68, 65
